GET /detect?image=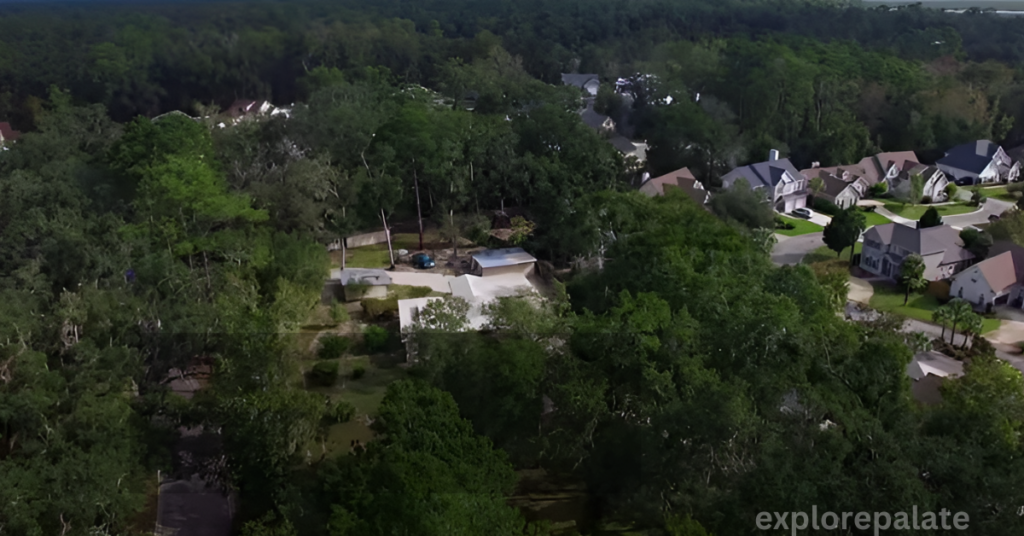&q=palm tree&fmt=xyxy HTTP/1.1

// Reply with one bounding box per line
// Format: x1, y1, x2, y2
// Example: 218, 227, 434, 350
959, 313, 984, 350
932, 307, 951, 342
946, 298, 974, 346
898, 254, 927, 305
